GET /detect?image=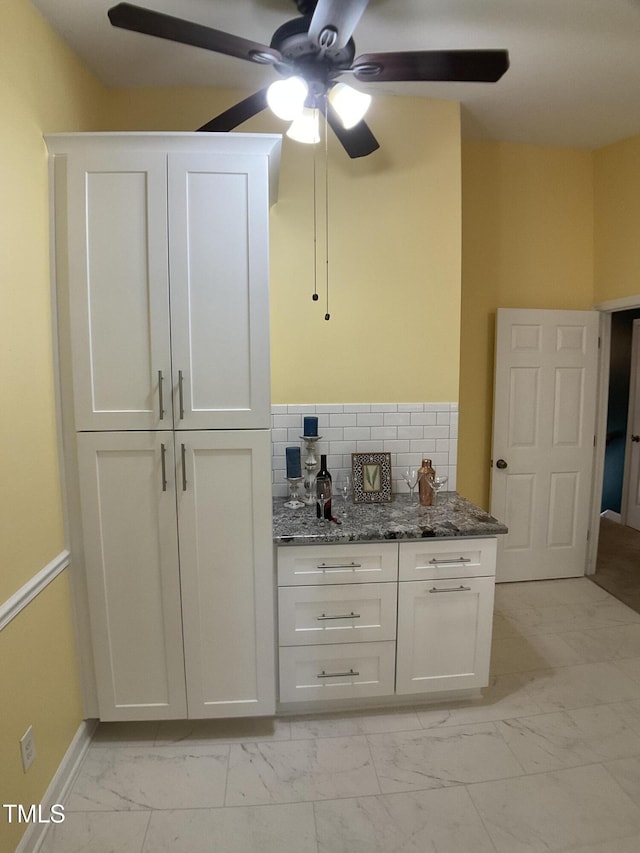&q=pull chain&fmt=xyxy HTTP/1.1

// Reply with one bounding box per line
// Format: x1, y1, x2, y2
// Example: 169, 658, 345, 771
323, 105, 330, 321
312, 140, 319, 302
